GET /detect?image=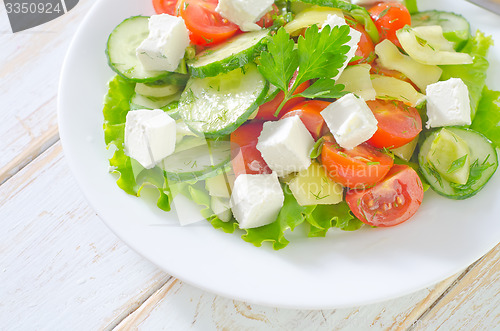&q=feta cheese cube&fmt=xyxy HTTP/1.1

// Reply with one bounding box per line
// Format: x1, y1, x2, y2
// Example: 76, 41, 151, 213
321, 93, 378, 149
256, 116, 315, 177
322, 14, 362, 80
230, 173, 284, 229
216, 0, 274, 32
125, 109, 176, 169
425, 78, 472, 129
136, 14, 190, 72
